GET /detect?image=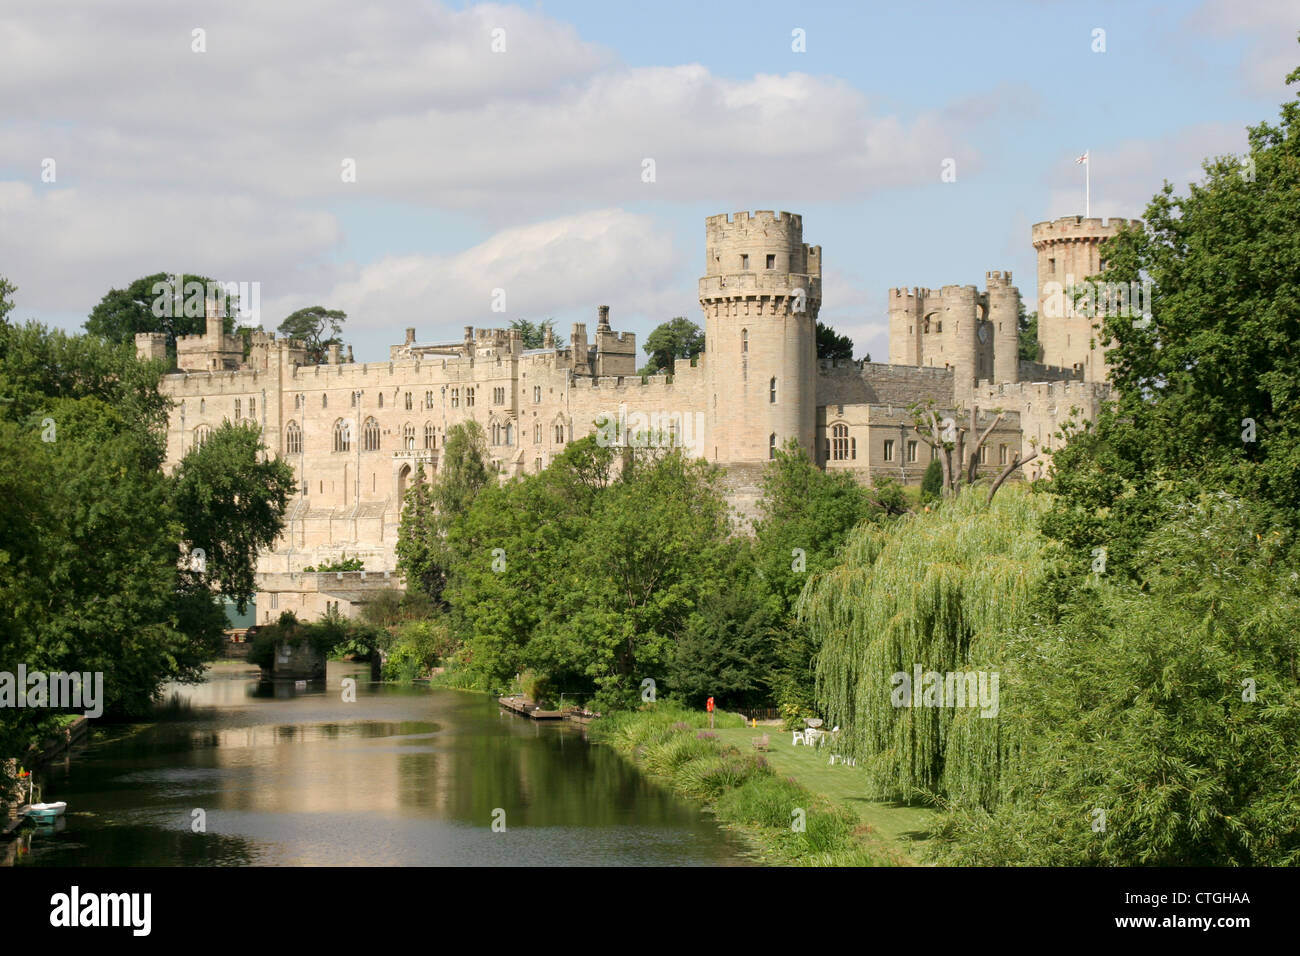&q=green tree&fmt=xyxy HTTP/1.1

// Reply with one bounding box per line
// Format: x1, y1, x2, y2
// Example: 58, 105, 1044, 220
169, 422, 297, 614
509, 318, 564, 349
1045, 53, 1300, 577
816, 322, 855, 362
920, 457, 943, 502
0, 277, 16, 324
85, 273, 237, 363
642, 317, 704, 375
277, 307, 346, 364
1017, 302, 1039, 363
